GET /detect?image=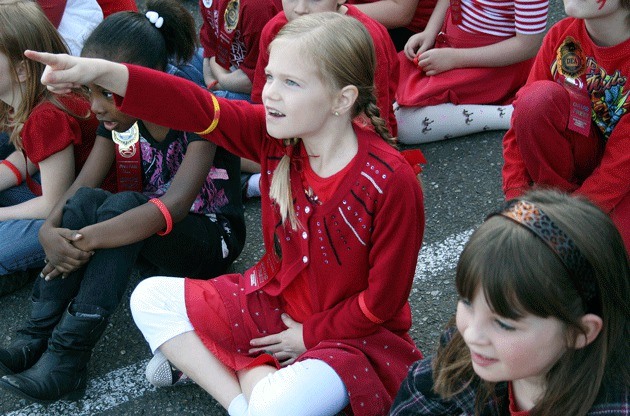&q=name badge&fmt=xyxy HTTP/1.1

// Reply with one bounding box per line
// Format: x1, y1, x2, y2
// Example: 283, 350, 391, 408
563, 77, 592, 137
